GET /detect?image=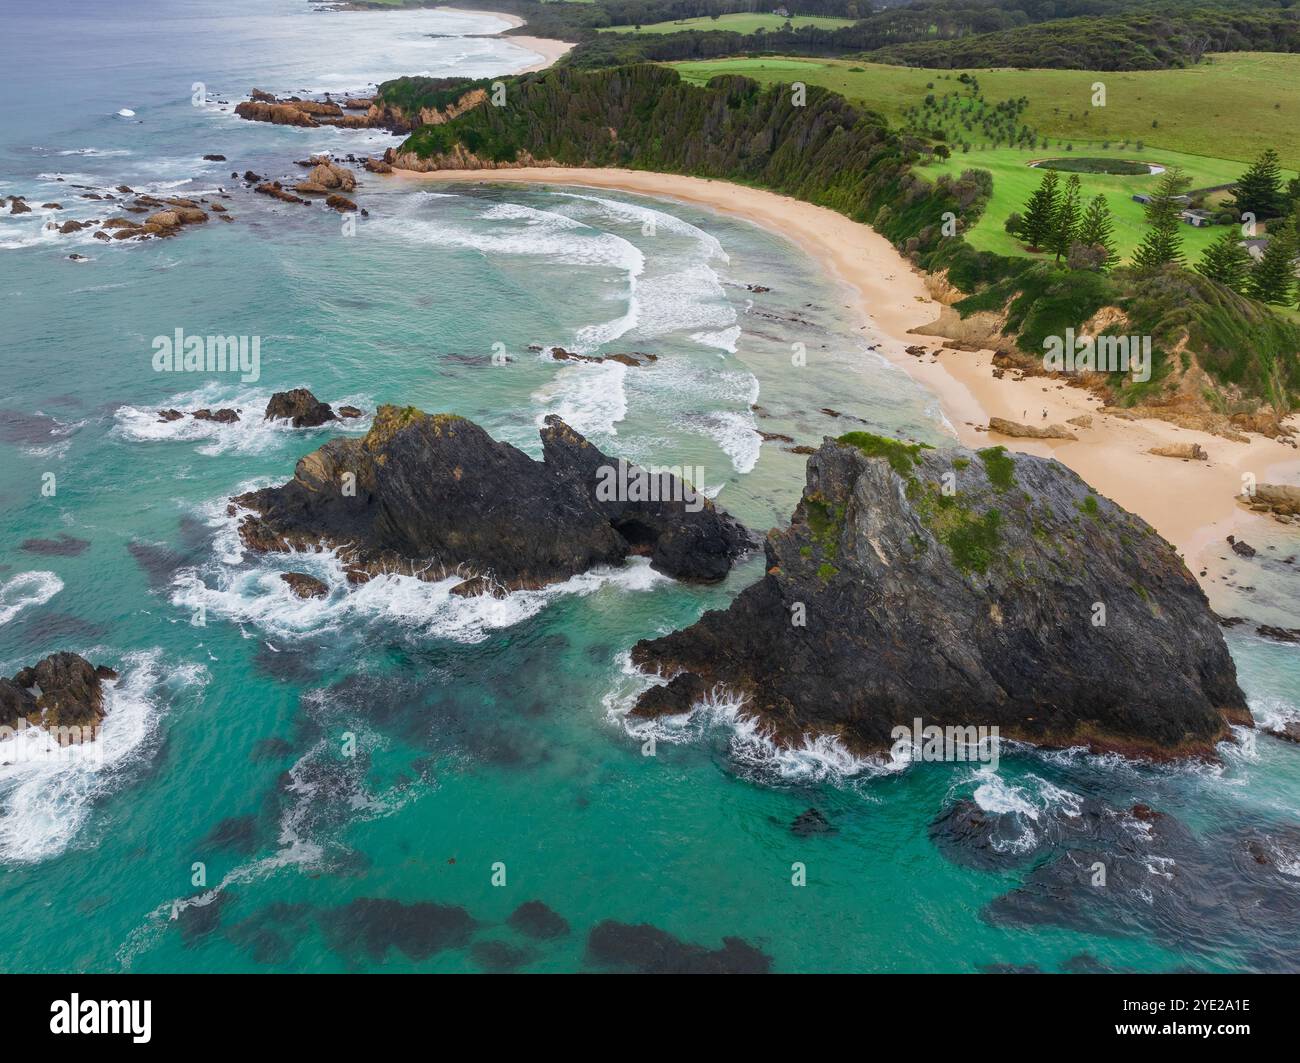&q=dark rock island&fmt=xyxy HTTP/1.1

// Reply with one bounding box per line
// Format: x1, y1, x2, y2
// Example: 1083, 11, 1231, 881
233, 407, 752, 592
630, 434, 1250, 760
